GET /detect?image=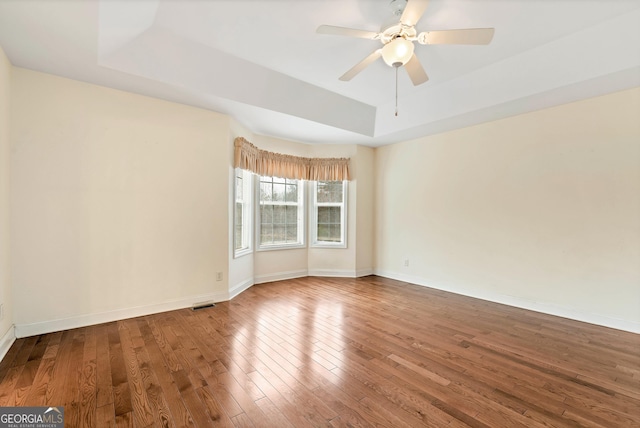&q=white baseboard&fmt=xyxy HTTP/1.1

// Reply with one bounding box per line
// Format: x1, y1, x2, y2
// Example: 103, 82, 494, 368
355, 268, 374, 277
0, 326, 15, 362
305, 268, 373, 278
308, 269, 357, 277
254, 270, 308, 284
374, 269, 640, 334
14, 291, 229, 338
229, 278, 254, 300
